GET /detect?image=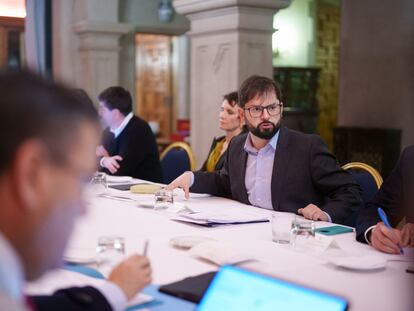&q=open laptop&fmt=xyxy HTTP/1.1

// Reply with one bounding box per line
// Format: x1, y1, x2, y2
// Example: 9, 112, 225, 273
197, 266, 348, 311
